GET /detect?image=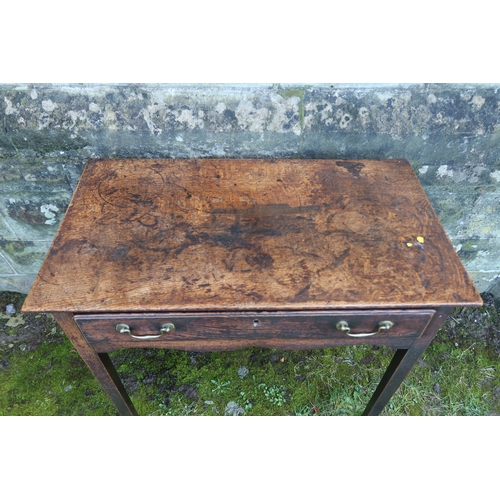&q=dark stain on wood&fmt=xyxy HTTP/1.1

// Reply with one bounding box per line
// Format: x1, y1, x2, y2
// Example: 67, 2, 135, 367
336, 160, 365, 178
110, 245, 129, 261
245, 252, 274, 269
